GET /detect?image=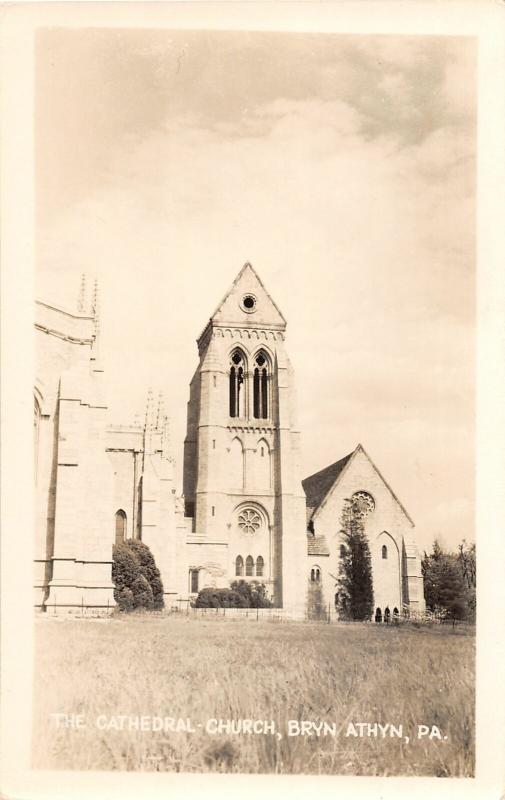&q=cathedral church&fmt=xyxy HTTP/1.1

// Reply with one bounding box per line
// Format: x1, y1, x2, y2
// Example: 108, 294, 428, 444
34, 263, 425, 615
